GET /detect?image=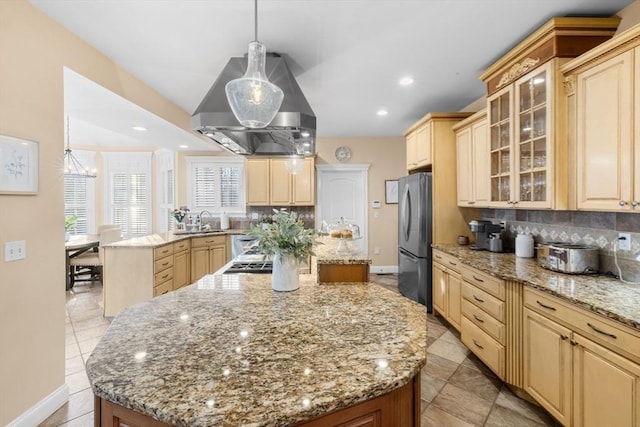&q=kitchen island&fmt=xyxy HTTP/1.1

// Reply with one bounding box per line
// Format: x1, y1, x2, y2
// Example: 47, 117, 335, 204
315, 236, 372, 283
86, 273, 427, 426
